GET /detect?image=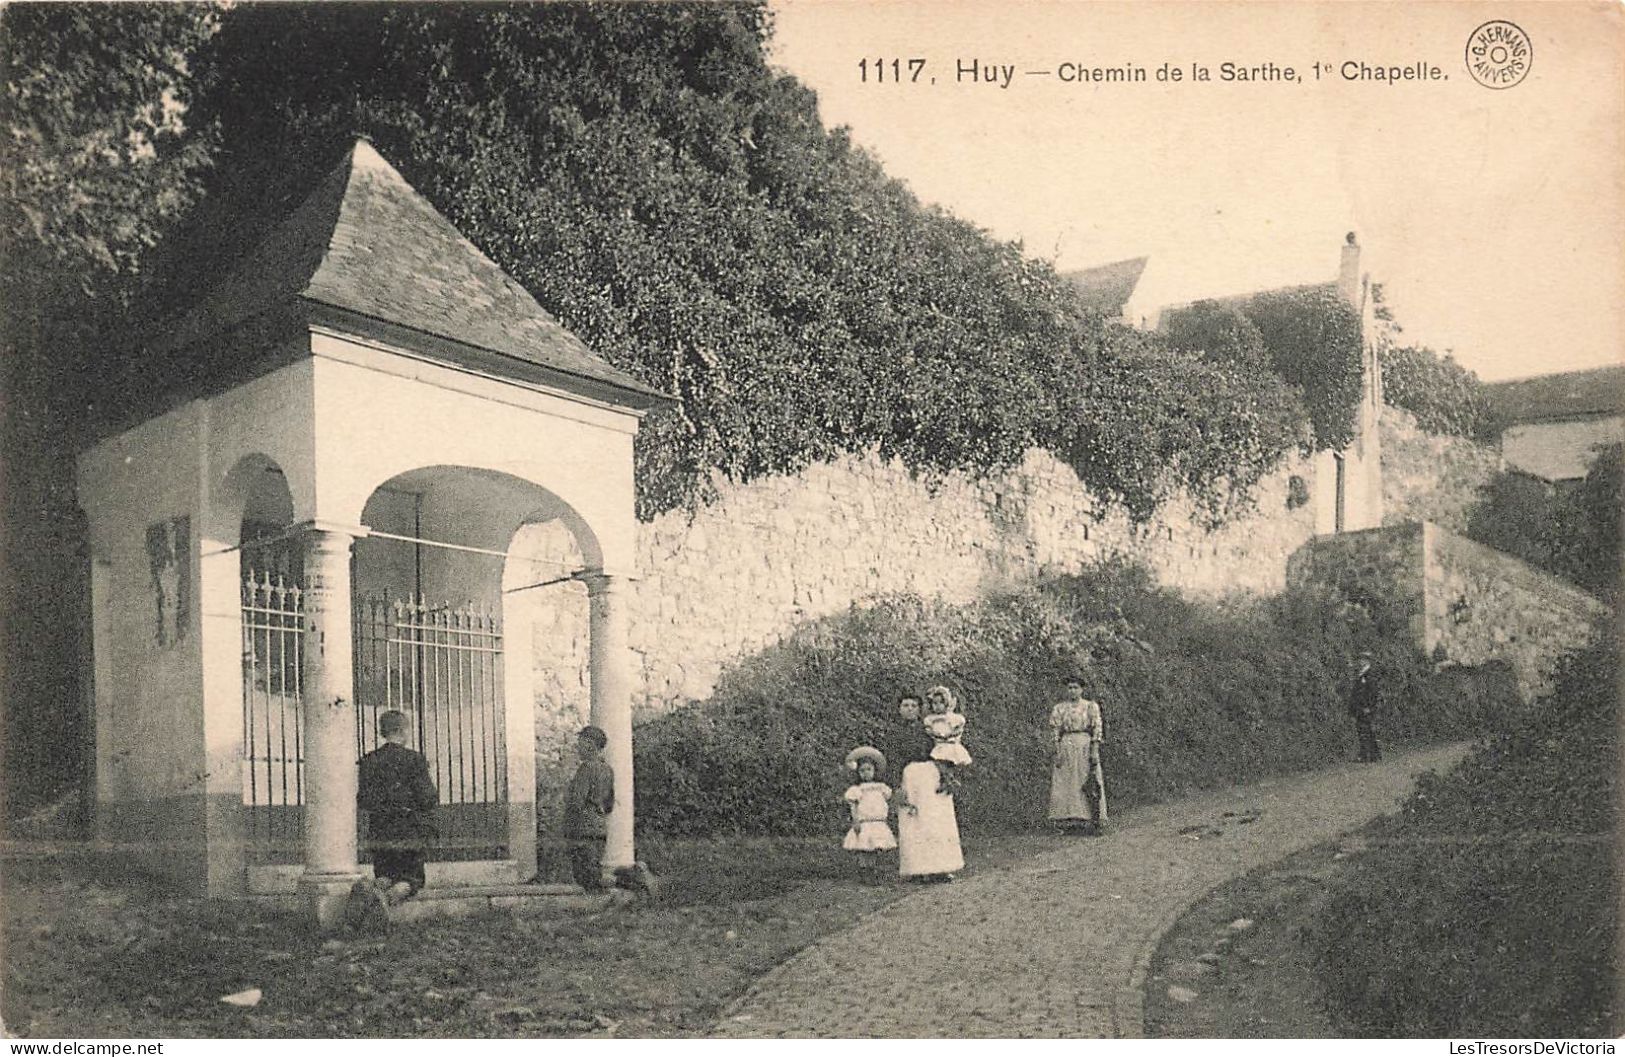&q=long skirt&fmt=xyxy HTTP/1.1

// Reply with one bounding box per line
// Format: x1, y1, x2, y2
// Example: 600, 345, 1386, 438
1048, 732, 1107, 823
897, 761, 964, 877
